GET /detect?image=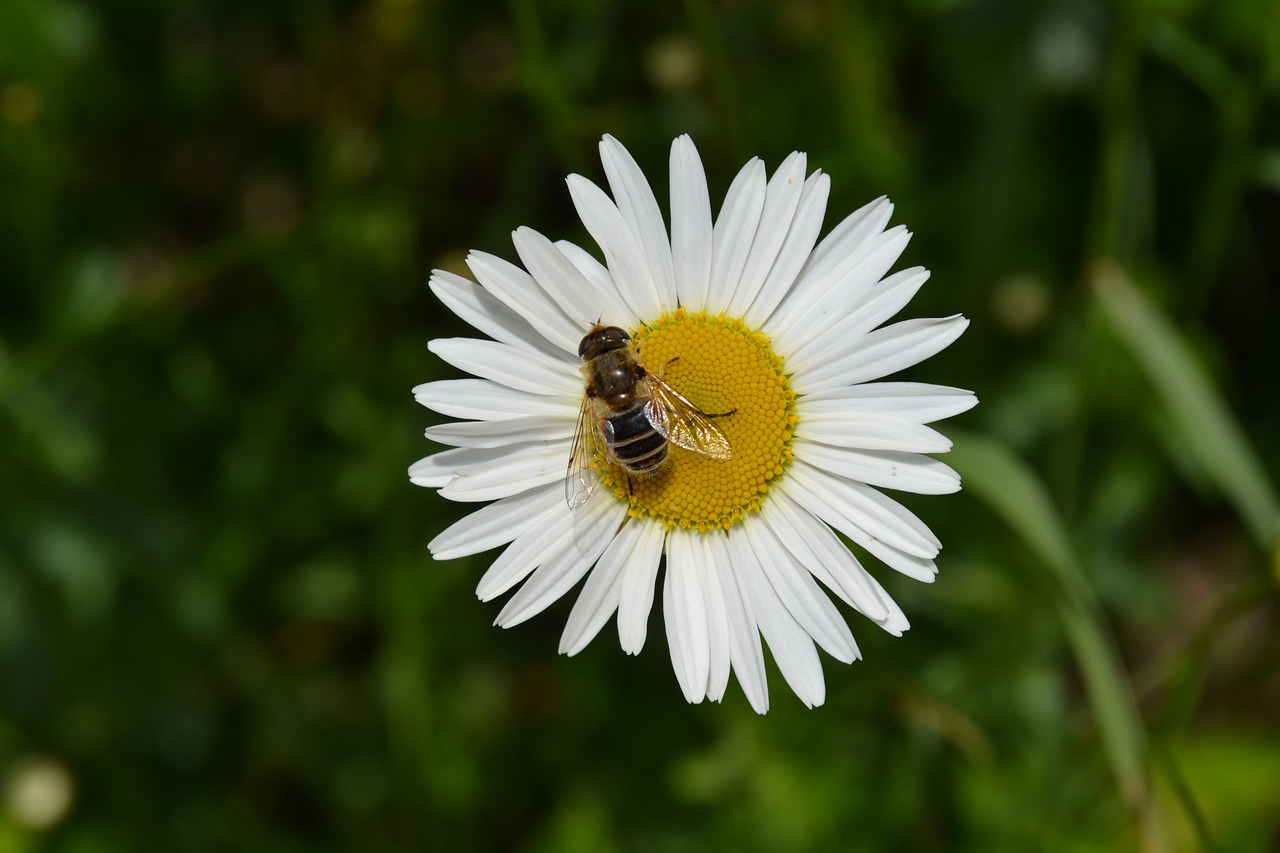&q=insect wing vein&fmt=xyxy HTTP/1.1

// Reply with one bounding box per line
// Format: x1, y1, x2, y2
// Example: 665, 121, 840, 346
644, 377, 732, 459
565, 396, 602, 509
